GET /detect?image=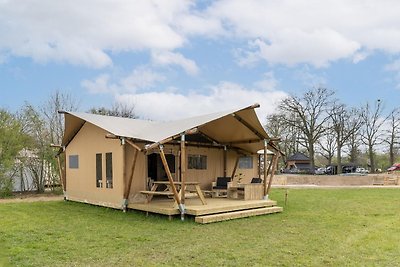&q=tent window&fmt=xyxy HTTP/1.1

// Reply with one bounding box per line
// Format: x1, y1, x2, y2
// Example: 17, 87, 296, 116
188, 155, 207, 170
106, 152, 113, 188
96, 153, 102, 188
69, 155, 79, 169
239, 156, 253, 169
